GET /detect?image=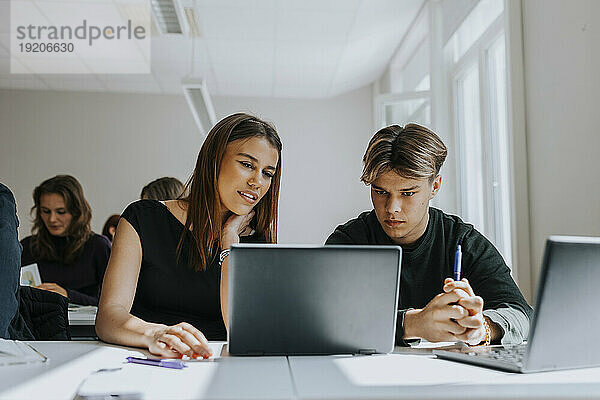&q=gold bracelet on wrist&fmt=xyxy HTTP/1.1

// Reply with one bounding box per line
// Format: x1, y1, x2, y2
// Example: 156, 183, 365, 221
478, 318, 491, 346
